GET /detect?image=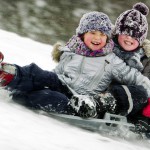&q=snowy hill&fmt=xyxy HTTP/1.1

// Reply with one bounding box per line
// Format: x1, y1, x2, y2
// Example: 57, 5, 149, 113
0, 29, 149, 150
